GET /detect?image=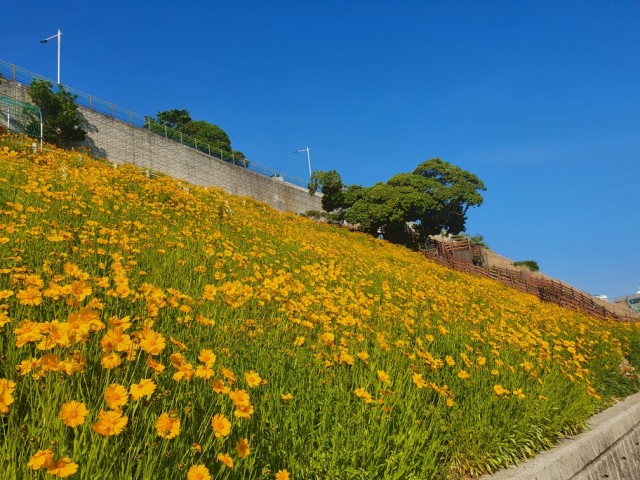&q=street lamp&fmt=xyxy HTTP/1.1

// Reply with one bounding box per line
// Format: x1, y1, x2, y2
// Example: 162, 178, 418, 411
40, 28, 62, 85
294, 146, 312, 179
